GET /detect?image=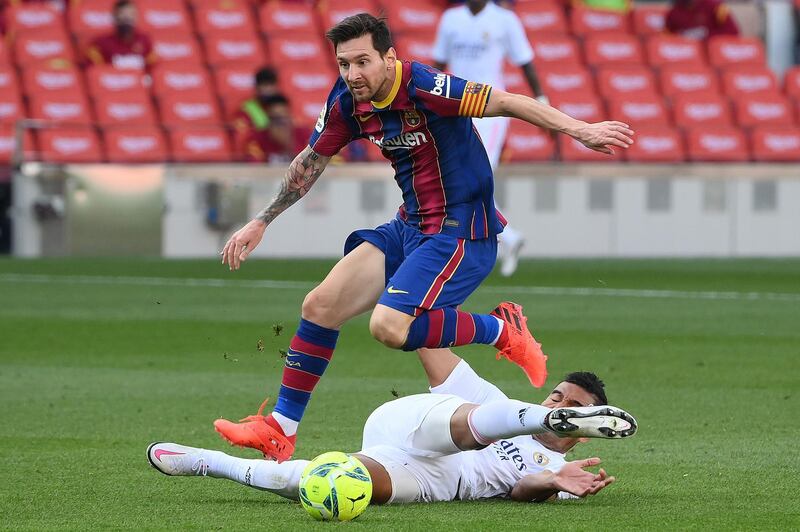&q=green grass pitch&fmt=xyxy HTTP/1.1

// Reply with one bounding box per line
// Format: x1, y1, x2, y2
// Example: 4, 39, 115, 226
1, 257, 798, 530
